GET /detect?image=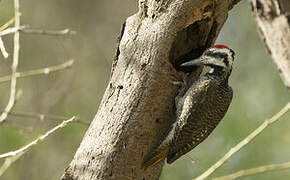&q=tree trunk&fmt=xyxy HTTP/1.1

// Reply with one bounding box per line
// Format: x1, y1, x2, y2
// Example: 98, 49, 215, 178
249, 0, 290, 88
62, 0, 241, 179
